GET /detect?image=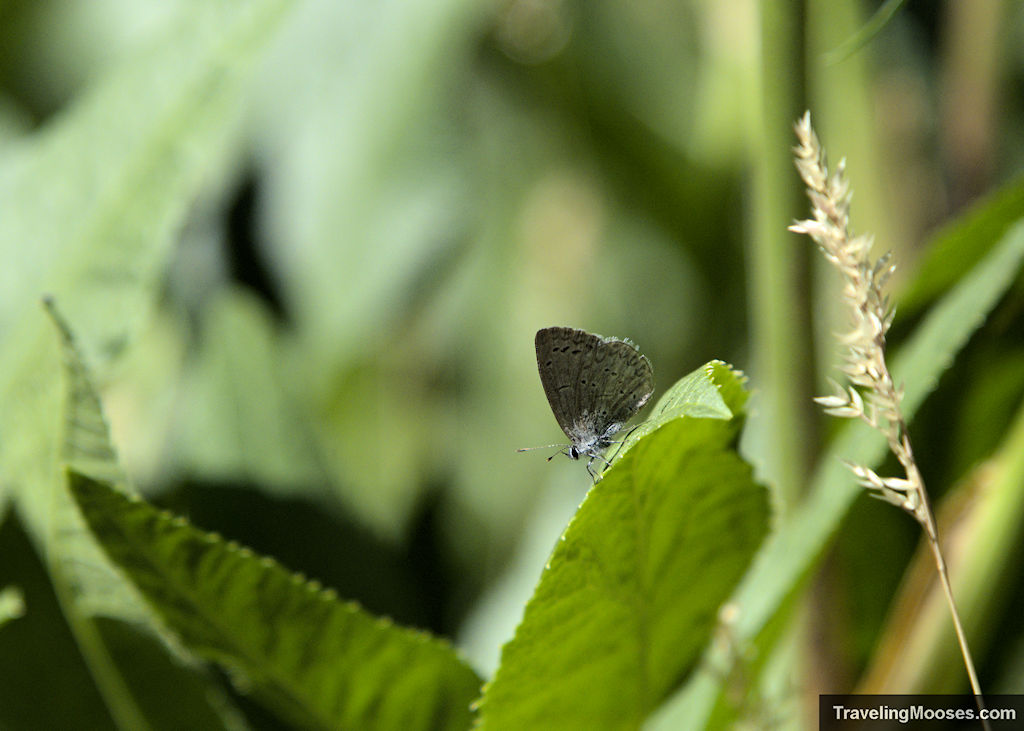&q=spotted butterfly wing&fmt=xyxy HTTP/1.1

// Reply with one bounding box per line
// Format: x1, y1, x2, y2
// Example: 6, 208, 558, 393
534, 327, 654, 459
